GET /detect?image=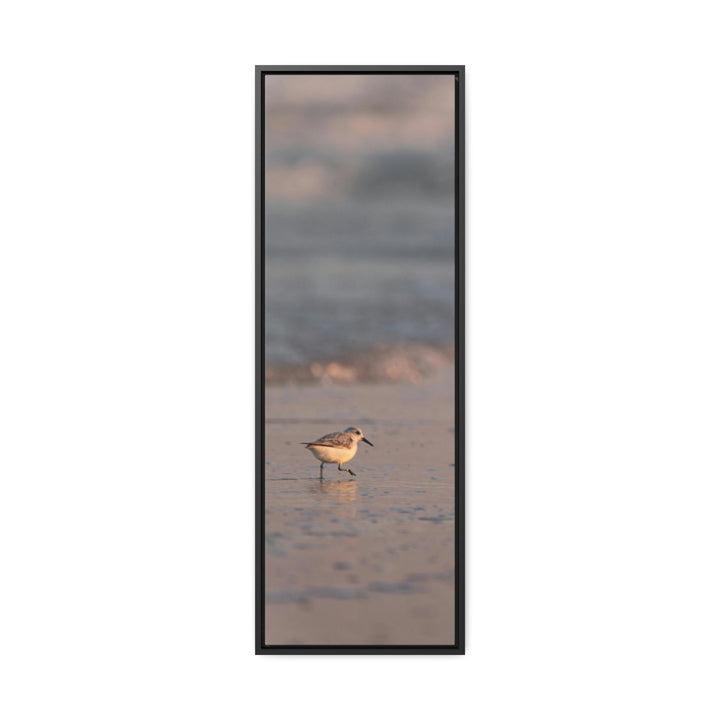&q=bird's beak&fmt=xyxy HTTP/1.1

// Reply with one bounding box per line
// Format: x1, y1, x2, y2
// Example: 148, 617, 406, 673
362, 437, 374, 446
